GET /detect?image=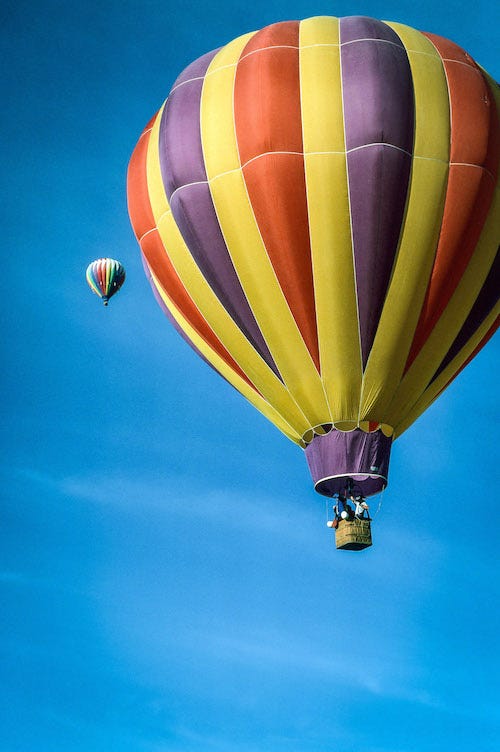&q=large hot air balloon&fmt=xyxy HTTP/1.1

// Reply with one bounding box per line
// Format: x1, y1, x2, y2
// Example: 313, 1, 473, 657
127, 17, 499, 525
86, 258, 126, 306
